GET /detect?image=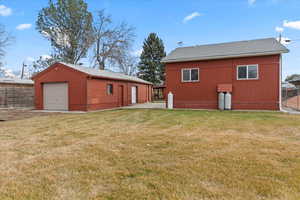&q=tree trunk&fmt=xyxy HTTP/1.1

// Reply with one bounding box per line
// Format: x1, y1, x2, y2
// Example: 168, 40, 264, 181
99, 61, 105, 70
